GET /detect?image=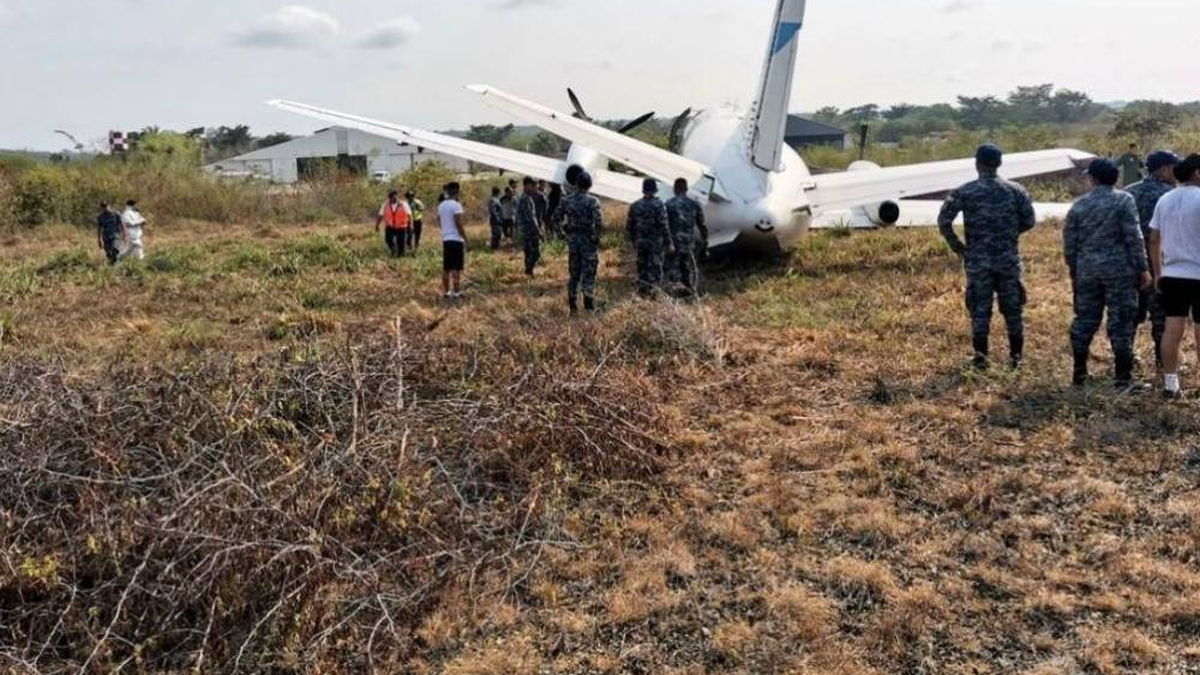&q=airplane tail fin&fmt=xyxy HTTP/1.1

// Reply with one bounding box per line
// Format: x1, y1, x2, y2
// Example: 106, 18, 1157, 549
749, 0, 808, 173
